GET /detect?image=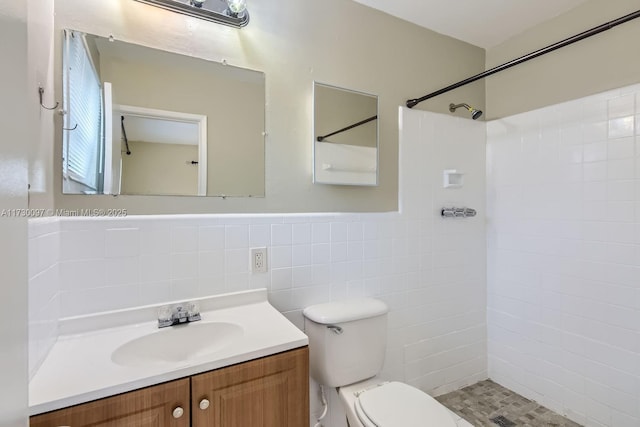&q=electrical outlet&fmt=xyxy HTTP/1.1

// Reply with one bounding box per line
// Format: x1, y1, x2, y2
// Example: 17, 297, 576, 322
251, 247, 267, 273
